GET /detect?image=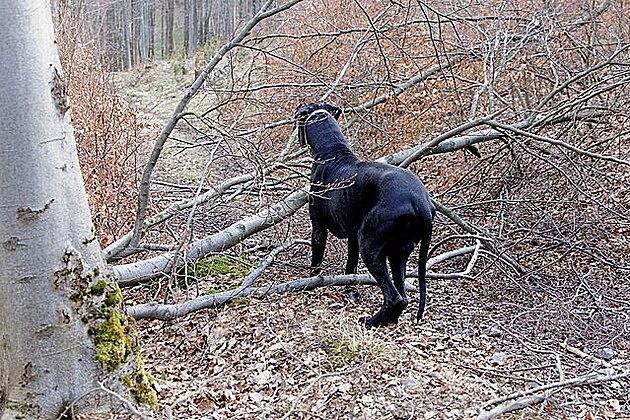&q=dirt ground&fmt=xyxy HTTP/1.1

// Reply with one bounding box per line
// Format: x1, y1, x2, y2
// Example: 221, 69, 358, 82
128, 264, 629, 419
